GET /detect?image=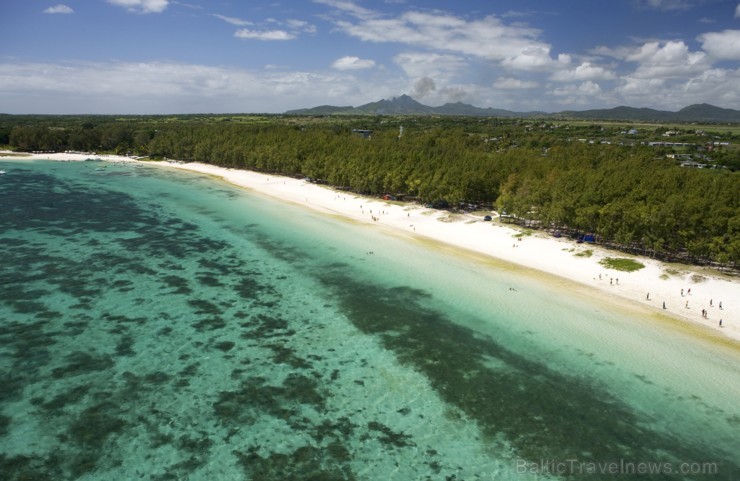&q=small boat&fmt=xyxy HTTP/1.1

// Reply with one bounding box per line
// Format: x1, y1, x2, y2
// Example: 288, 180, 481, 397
0, 170, 6, 175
